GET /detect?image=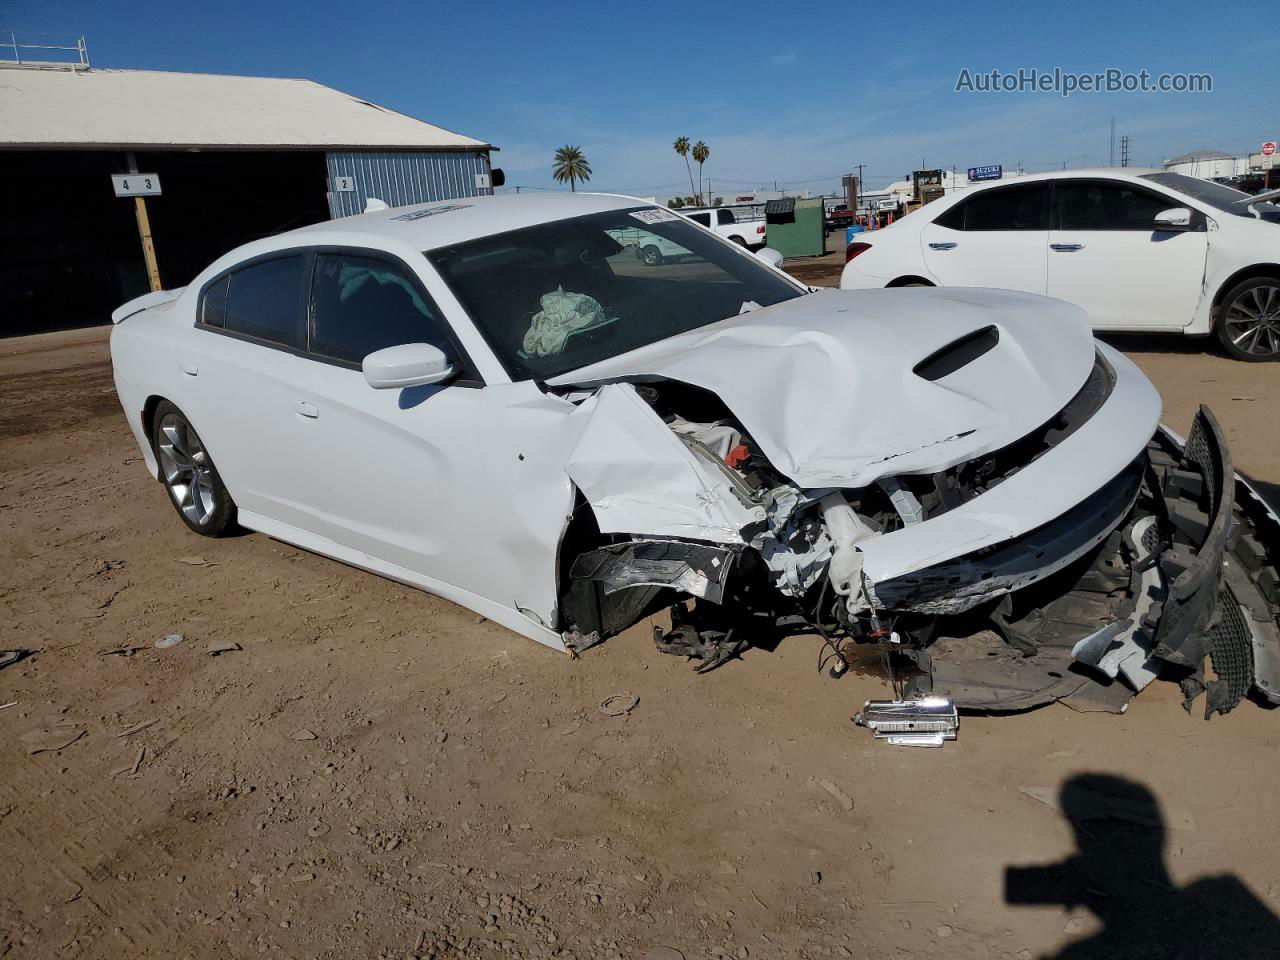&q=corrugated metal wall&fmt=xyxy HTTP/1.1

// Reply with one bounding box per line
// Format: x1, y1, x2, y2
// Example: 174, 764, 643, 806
325, 150, 490, 219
